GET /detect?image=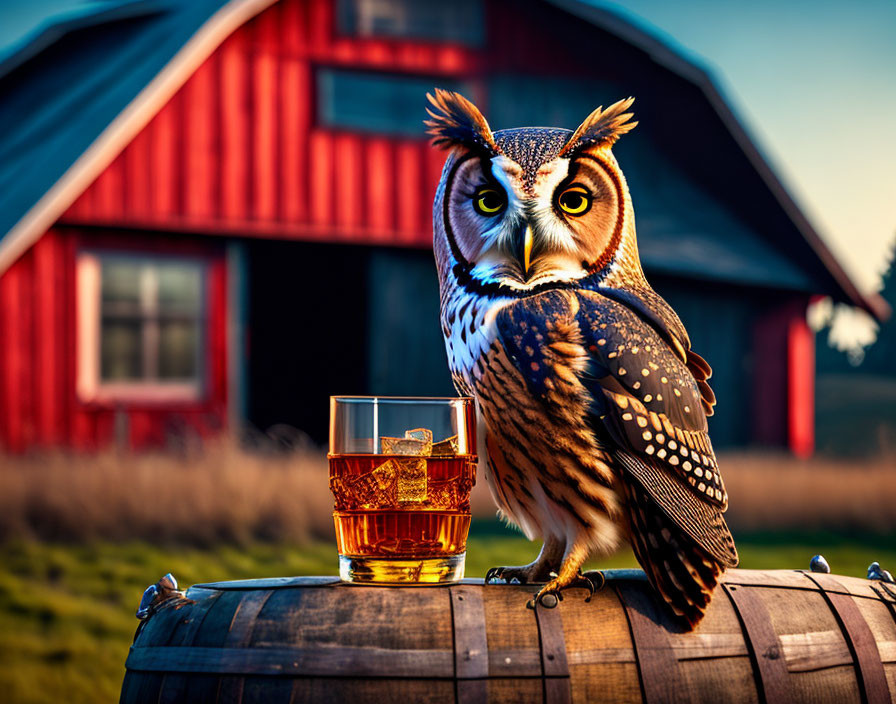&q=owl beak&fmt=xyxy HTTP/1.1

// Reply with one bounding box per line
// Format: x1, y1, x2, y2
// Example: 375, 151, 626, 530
522, 224, 534, 276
